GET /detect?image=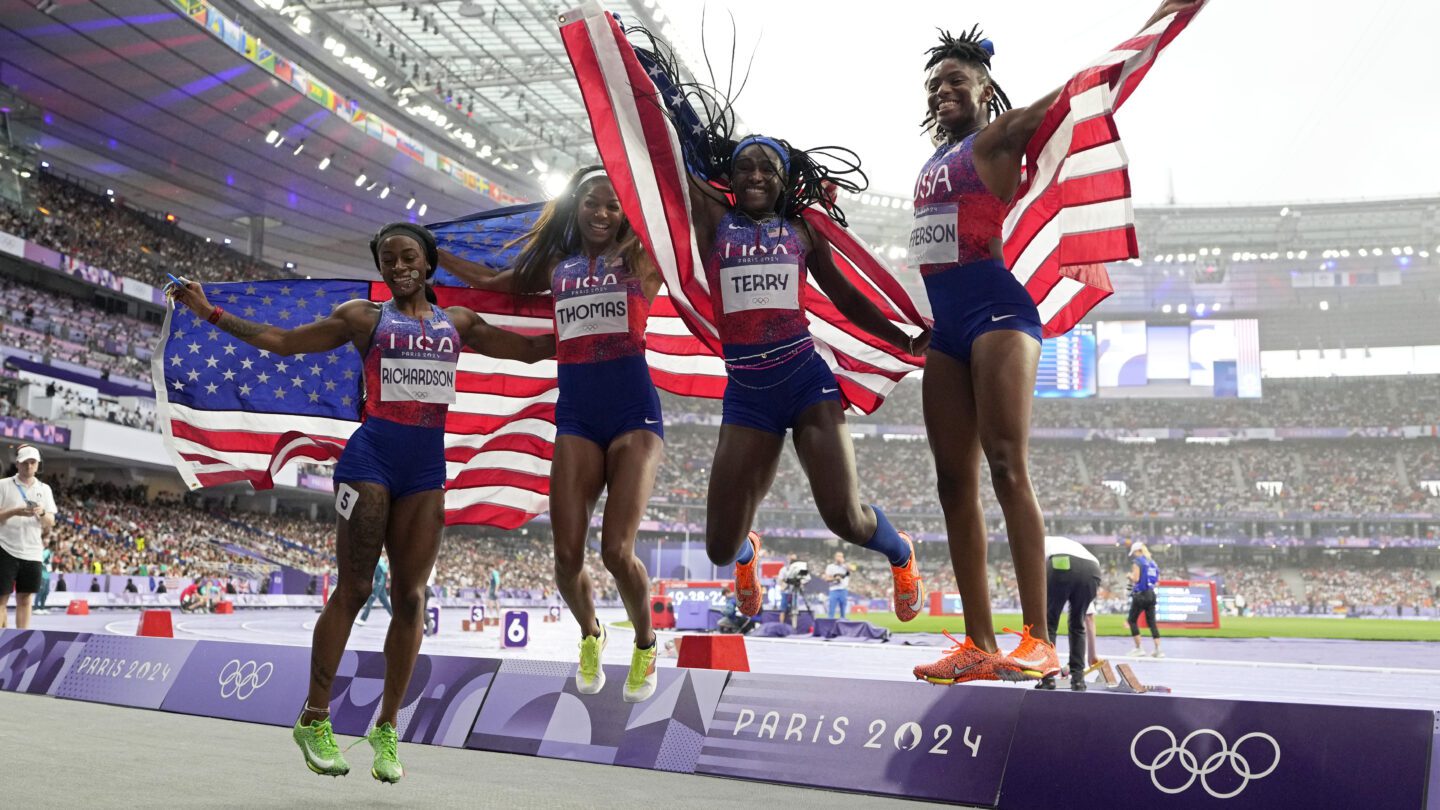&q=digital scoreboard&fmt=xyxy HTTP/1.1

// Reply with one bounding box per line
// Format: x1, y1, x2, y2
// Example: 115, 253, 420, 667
1149, 579, 1220, 629
1035, 324, 1096, 398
